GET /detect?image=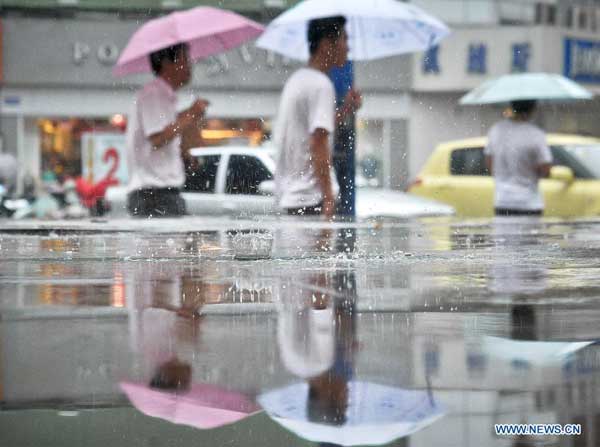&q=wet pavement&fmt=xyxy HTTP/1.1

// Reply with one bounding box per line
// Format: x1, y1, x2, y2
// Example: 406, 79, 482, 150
1, 216, 600, 447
